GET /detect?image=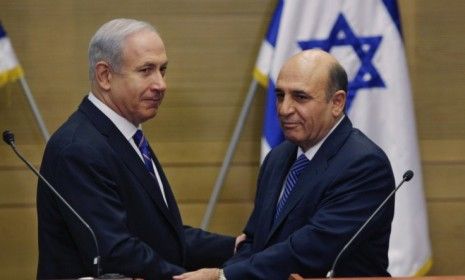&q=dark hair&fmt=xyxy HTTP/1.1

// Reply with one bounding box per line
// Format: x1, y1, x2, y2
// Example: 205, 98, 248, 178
326, 62, 348, 101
